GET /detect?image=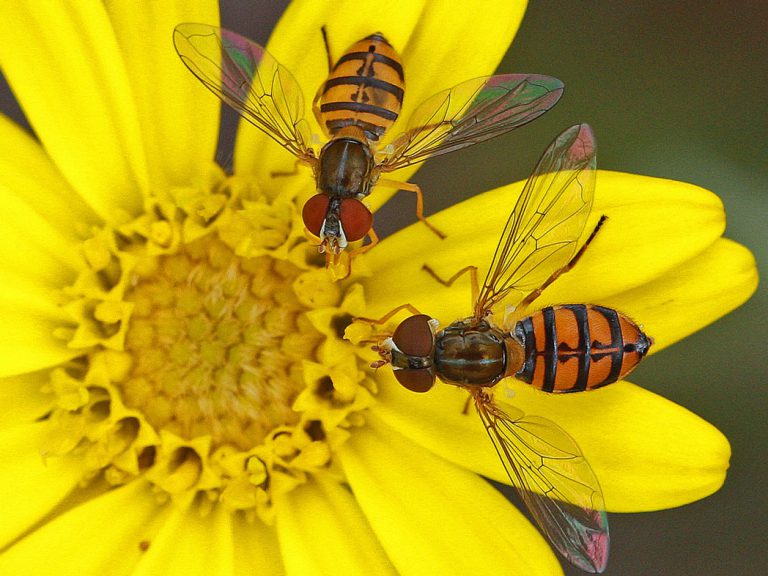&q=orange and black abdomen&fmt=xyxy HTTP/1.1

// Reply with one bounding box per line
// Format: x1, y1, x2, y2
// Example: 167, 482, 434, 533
319, 33, 404, 142
514, 305, 651, 393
